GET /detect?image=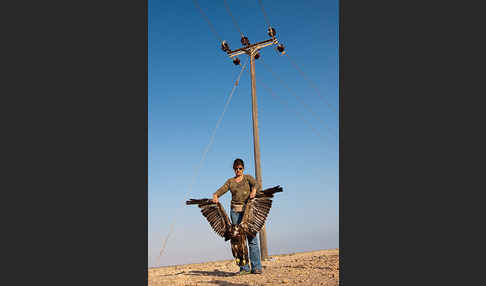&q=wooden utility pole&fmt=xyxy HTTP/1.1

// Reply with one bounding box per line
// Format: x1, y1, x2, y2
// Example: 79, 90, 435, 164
223, 33, 284, 261
249, 48, 268, 260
